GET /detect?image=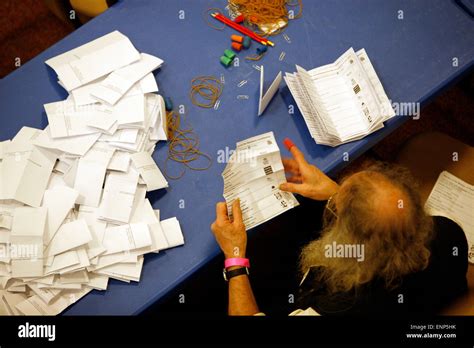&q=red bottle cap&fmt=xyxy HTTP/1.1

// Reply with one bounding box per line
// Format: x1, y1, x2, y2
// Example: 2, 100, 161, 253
231, 42, 243, 51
